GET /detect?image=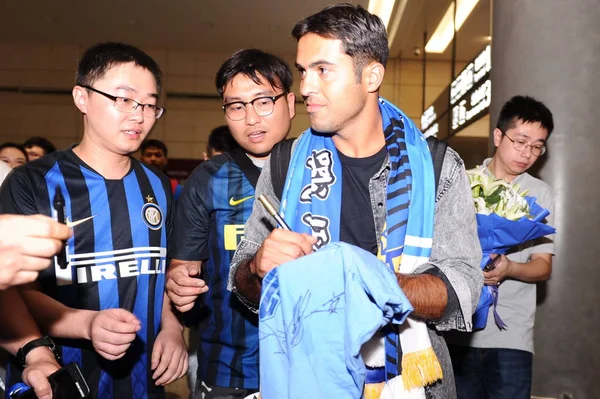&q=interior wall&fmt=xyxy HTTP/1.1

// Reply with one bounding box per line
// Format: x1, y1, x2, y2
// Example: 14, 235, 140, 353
0, 42, 460, 160
447, 115, 490, 169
